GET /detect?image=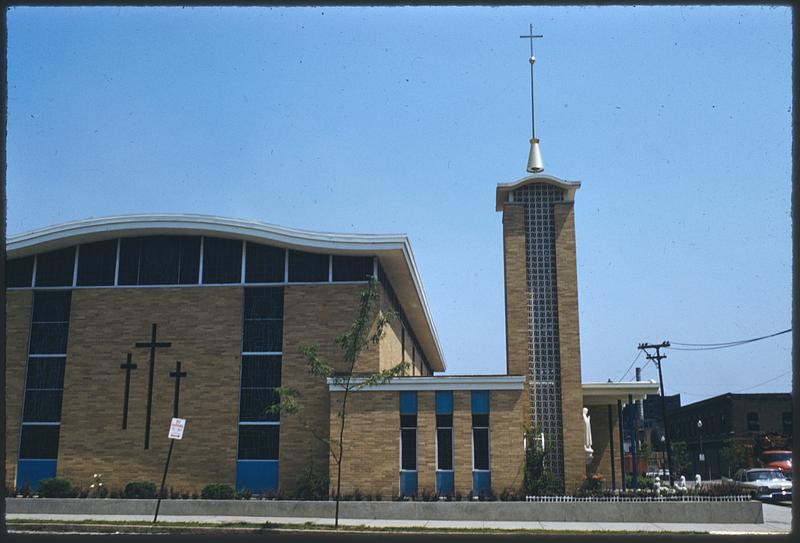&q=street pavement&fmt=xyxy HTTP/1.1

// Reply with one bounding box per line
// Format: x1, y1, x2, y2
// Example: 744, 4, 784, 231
5, 503, 792, 534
